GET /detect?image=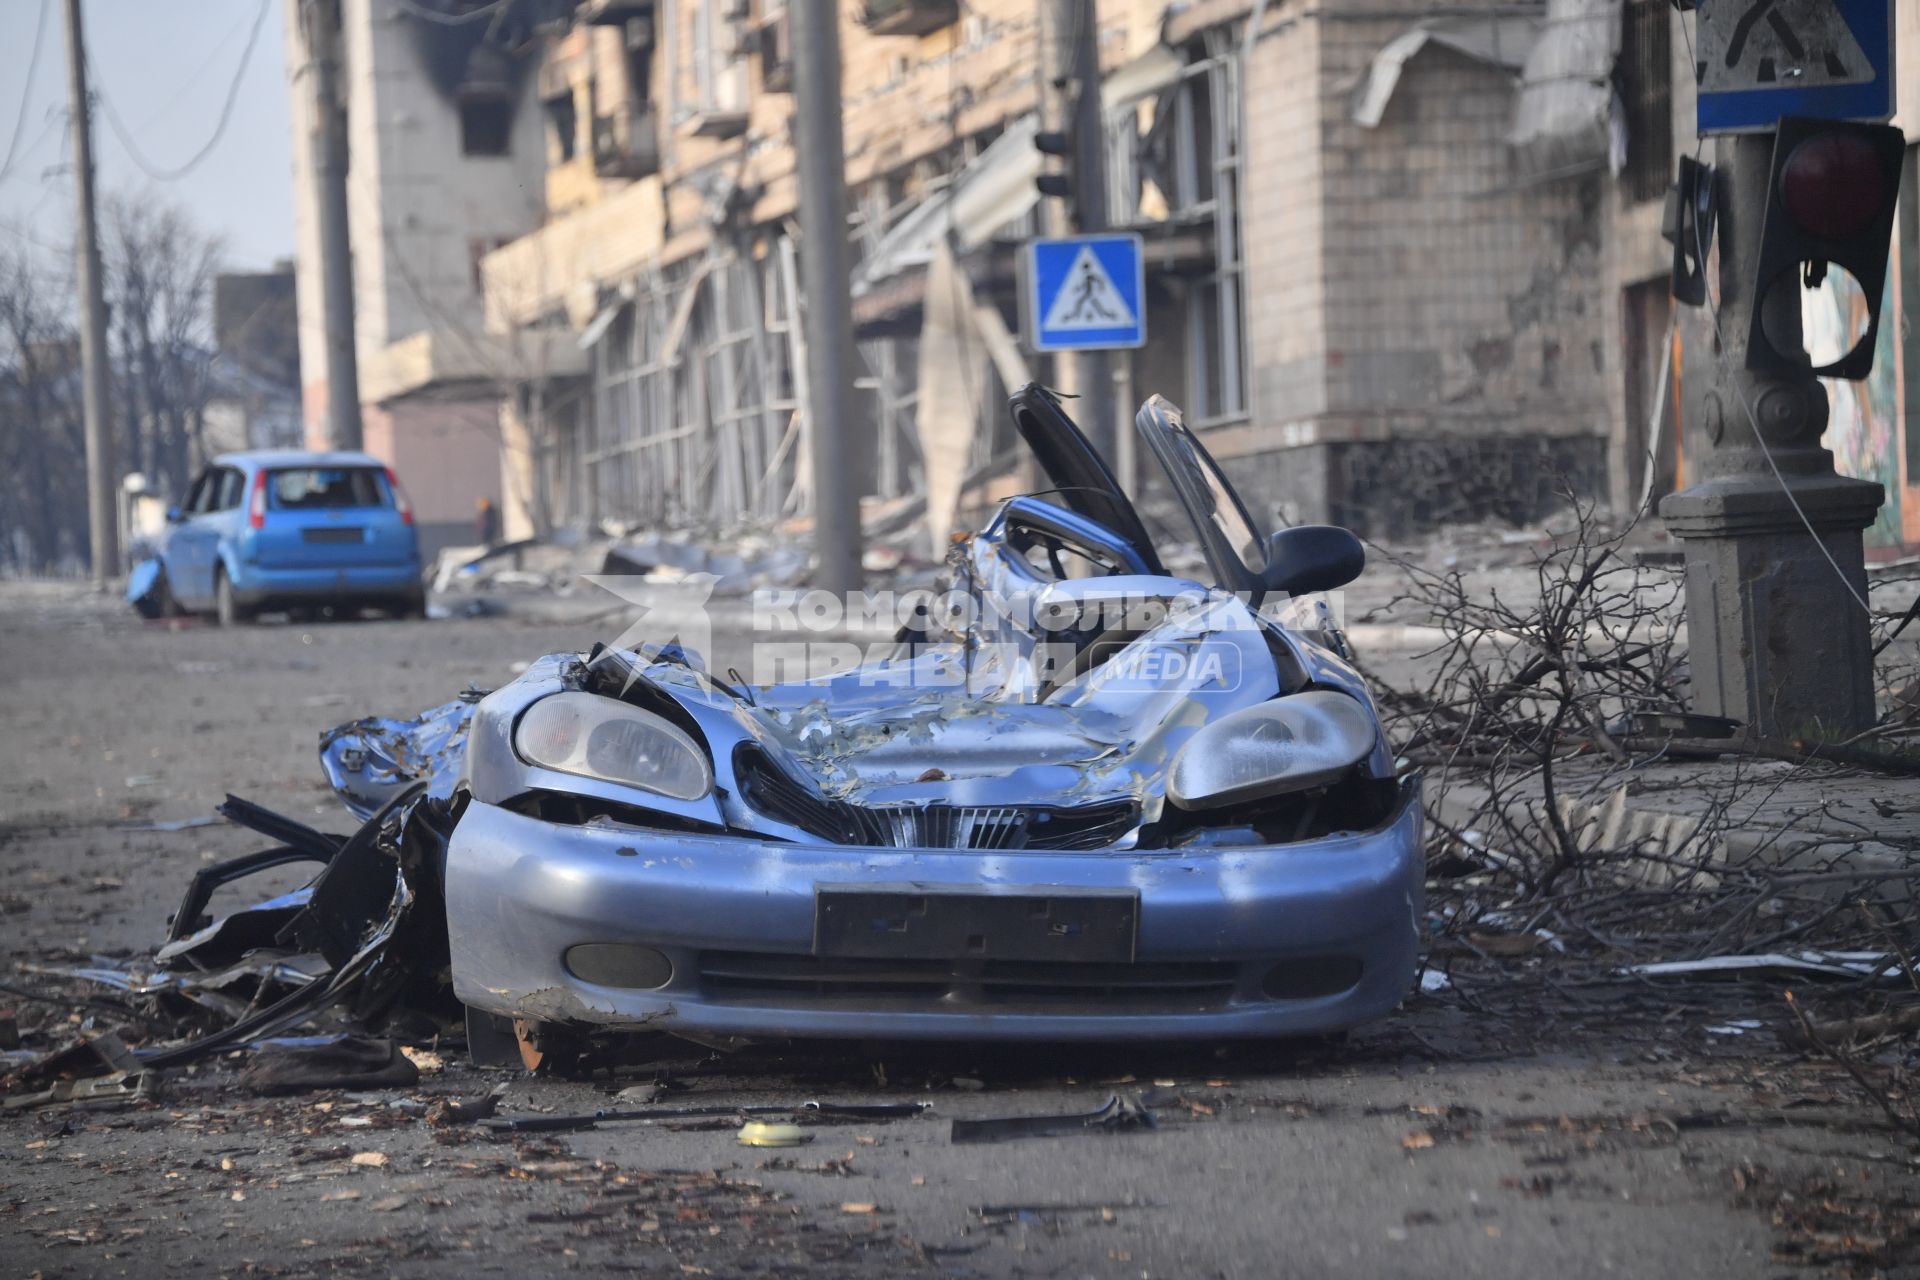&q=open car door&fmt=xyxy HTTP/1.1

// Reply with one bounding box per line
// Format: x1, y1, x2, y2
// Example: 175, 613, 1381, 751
1008, 384, 1165, 576
1132, 394, 1270, 595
